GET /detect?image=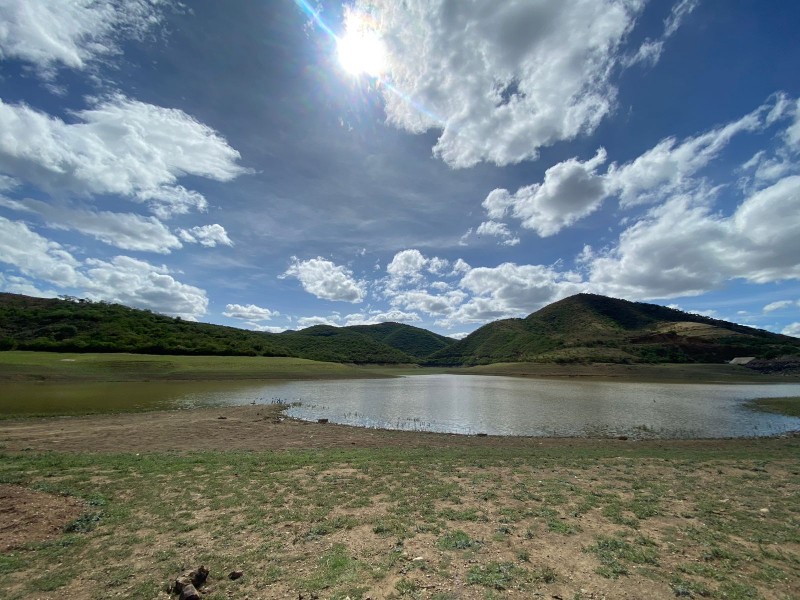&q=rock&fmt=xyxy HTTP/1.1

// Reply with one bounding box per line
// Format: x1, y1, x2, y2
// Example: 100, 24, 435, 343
190, 565, 209, 587
617, 435, 628, 440
229, 570, 244, 580
317, 418, 328, 424
217, 415, 227, 420
173, 575, 192, 594
180, 583, 200, 600
476, 433, 488, 437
